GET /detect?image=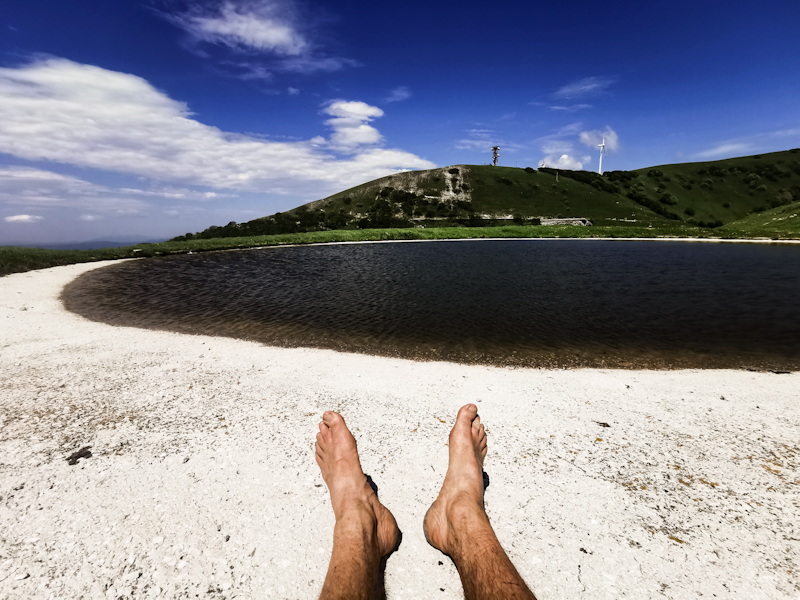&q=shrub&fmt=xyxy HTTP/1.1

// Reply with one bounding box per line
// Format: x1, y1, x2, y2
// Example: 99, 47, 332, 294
684, 207, 696, 216
512, 212, 525, 224
461, 183, 470, 191
379, 187, 394, 197
626, 190, 681, 220
722, 202, 730, 208
708, 166, 726, 177
647, 169, 664, 178
498, 177, 513, 186
467, 213, 484, 227
524, 167, 535, 173
756, 184, 767, 192
343, 197, 352, 204
752, 206, 766, 213
681, 183, 693, 190
448, 168, 460, 175
660, 193, 678, 205
604, 170, 638, 183
697, 168, 709, 176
